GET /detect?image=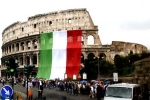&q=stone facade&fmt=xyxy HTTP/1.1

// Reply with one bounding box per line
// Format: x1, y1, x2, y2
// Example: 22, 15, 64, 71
0, 8, 147, 78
